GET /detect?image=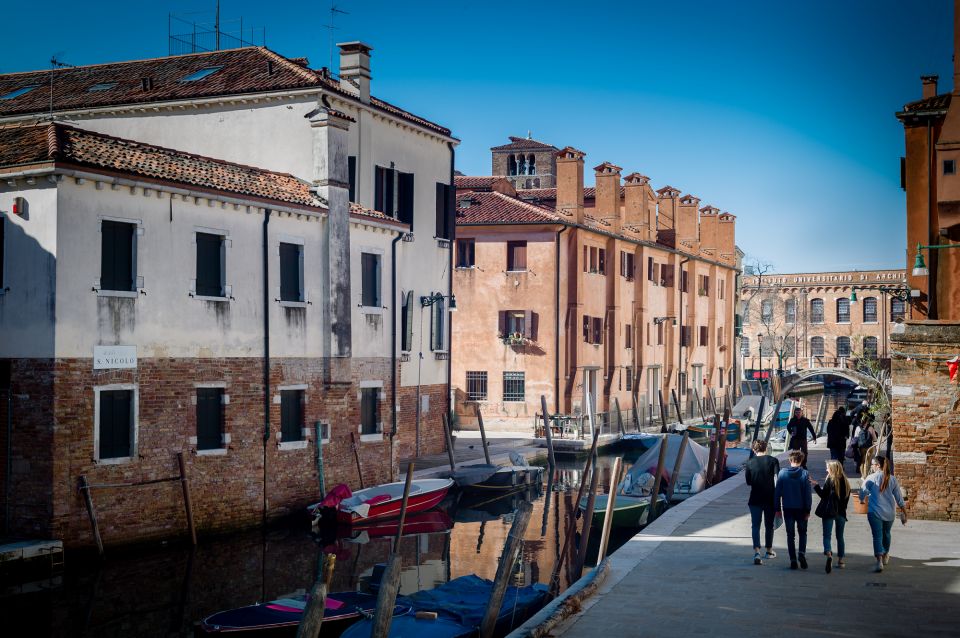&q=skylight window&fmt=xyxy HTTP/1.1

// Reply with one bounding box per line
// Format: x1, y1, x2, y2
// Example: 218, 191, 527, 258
180, 67, 223, 82
1, 85, 39, 100
87, 82, 117, 92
